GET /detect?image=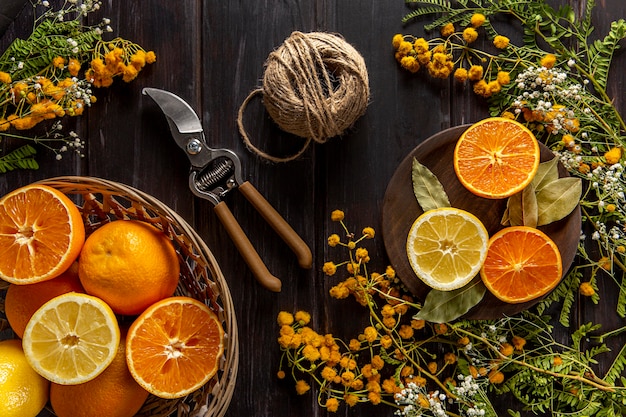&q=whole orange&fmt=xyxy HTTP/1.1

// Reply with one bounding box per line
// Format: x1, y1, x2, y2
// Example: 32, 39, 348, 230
4, 263, 84, 338
78, 220, 180, 315
50, 326, 150, 417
